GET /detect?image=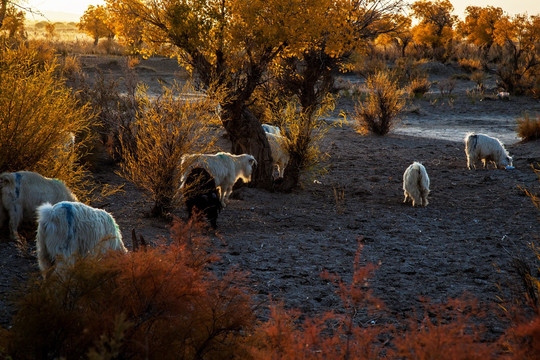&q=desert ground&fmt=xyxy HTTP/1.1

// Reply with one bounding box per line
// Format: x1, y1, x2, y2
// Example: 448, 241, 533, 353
0, 56, 539, 339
